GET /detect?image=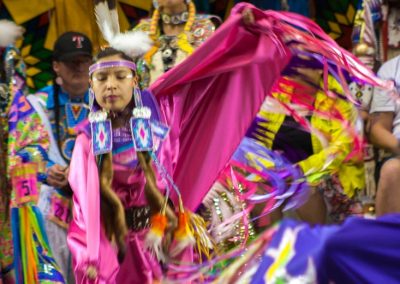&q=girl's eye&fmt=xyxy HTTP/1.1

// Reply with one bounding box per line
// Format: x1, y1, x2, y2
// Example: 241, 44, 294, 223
117, 73, 133, 80
94, 75, 106, 81
93, 71, 132, 81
